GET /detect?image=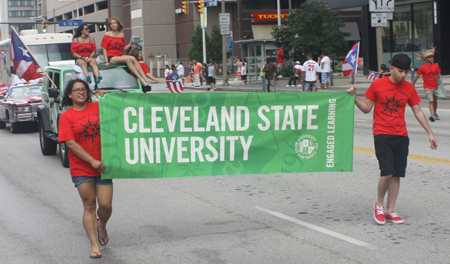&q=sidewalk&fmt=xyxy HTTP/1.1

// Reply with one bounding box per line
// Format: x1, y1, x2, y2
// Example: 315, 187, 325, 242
182, 73, 450, 100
